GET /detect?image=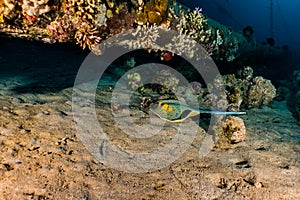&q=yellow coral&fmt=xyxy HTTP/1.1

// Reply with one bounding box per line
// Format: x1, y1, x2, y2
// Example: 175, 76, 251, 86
0, 15, 4, 23
106, 9, 113, 18
147, 11, 161, 24
136, 0, 168, 25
